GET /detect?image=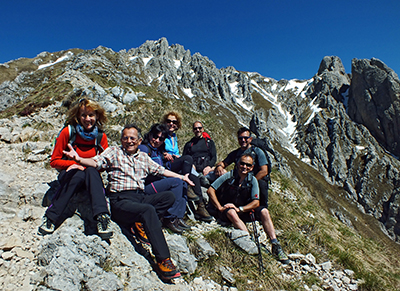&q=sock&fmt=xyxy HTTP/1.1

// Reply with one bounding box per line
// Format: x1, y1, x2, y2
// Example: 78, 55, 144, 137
271, 238, 278, 244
